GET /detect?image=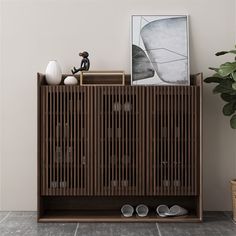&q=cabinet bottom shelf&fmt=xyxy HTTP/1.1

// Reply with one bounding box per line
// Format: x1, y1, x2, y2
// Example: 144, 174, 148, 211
39, 210, 201, 222
38, 195, 202, 222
